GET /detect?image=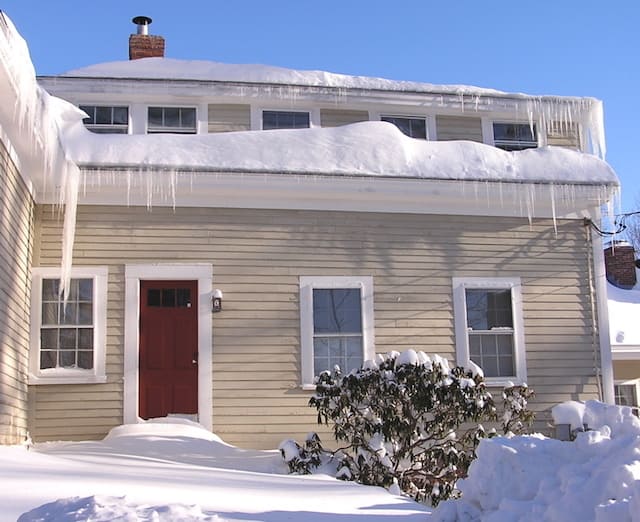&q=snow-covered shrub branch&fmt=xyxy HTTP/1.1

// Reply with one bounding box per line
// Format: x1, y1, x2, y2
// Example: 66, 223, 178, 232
280, 350, 534, 506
